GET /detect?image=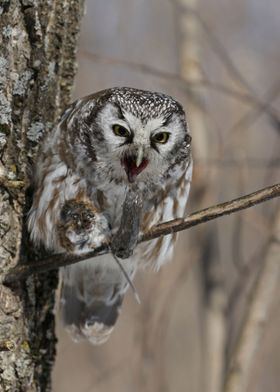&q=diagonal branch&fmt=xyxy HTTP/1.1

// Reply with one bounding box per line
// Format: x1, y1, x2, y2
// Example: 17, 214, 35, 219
4, 183, 280, 285
79, 50, 266, 108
